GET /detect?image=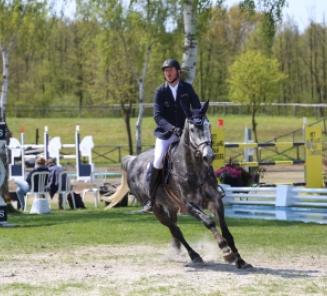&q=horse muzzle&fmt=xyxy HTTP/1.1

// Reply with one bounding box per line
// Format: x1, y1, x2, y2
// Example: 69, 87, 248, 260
202, 145, 215, 164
